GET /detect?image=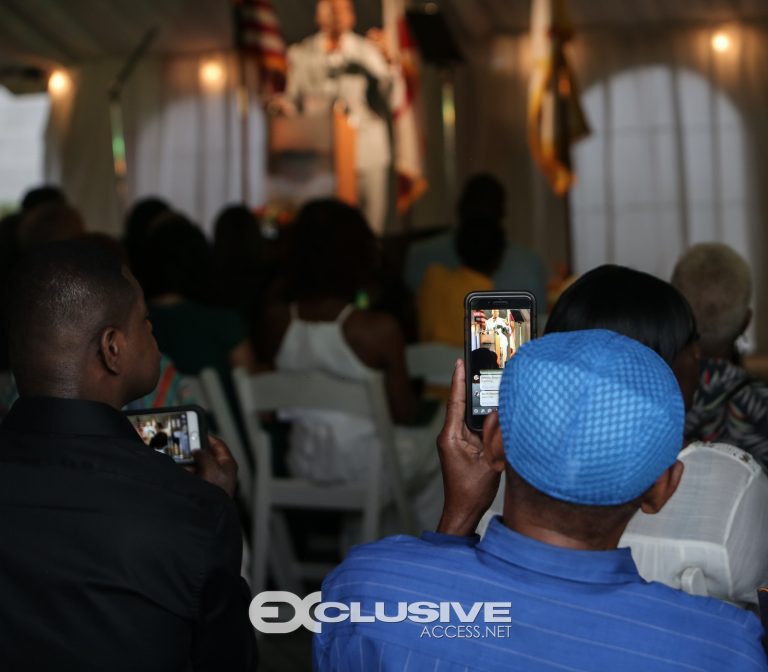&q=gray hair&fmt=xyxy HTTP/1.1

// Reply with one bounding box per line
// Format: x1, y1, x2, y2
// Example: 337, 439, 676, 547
671, 243, 751, 350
